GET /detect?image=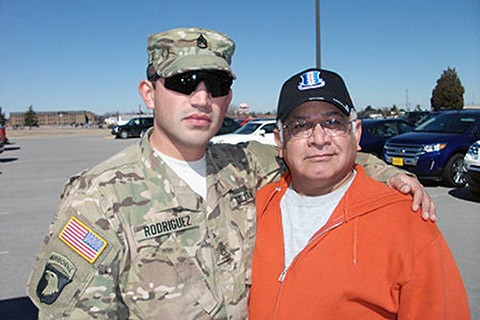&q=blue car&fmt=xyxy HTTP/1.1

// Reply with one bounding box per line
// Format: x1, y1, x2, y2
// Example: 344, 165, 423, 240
360, 118, 415, 157
384, 109, 480, 187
